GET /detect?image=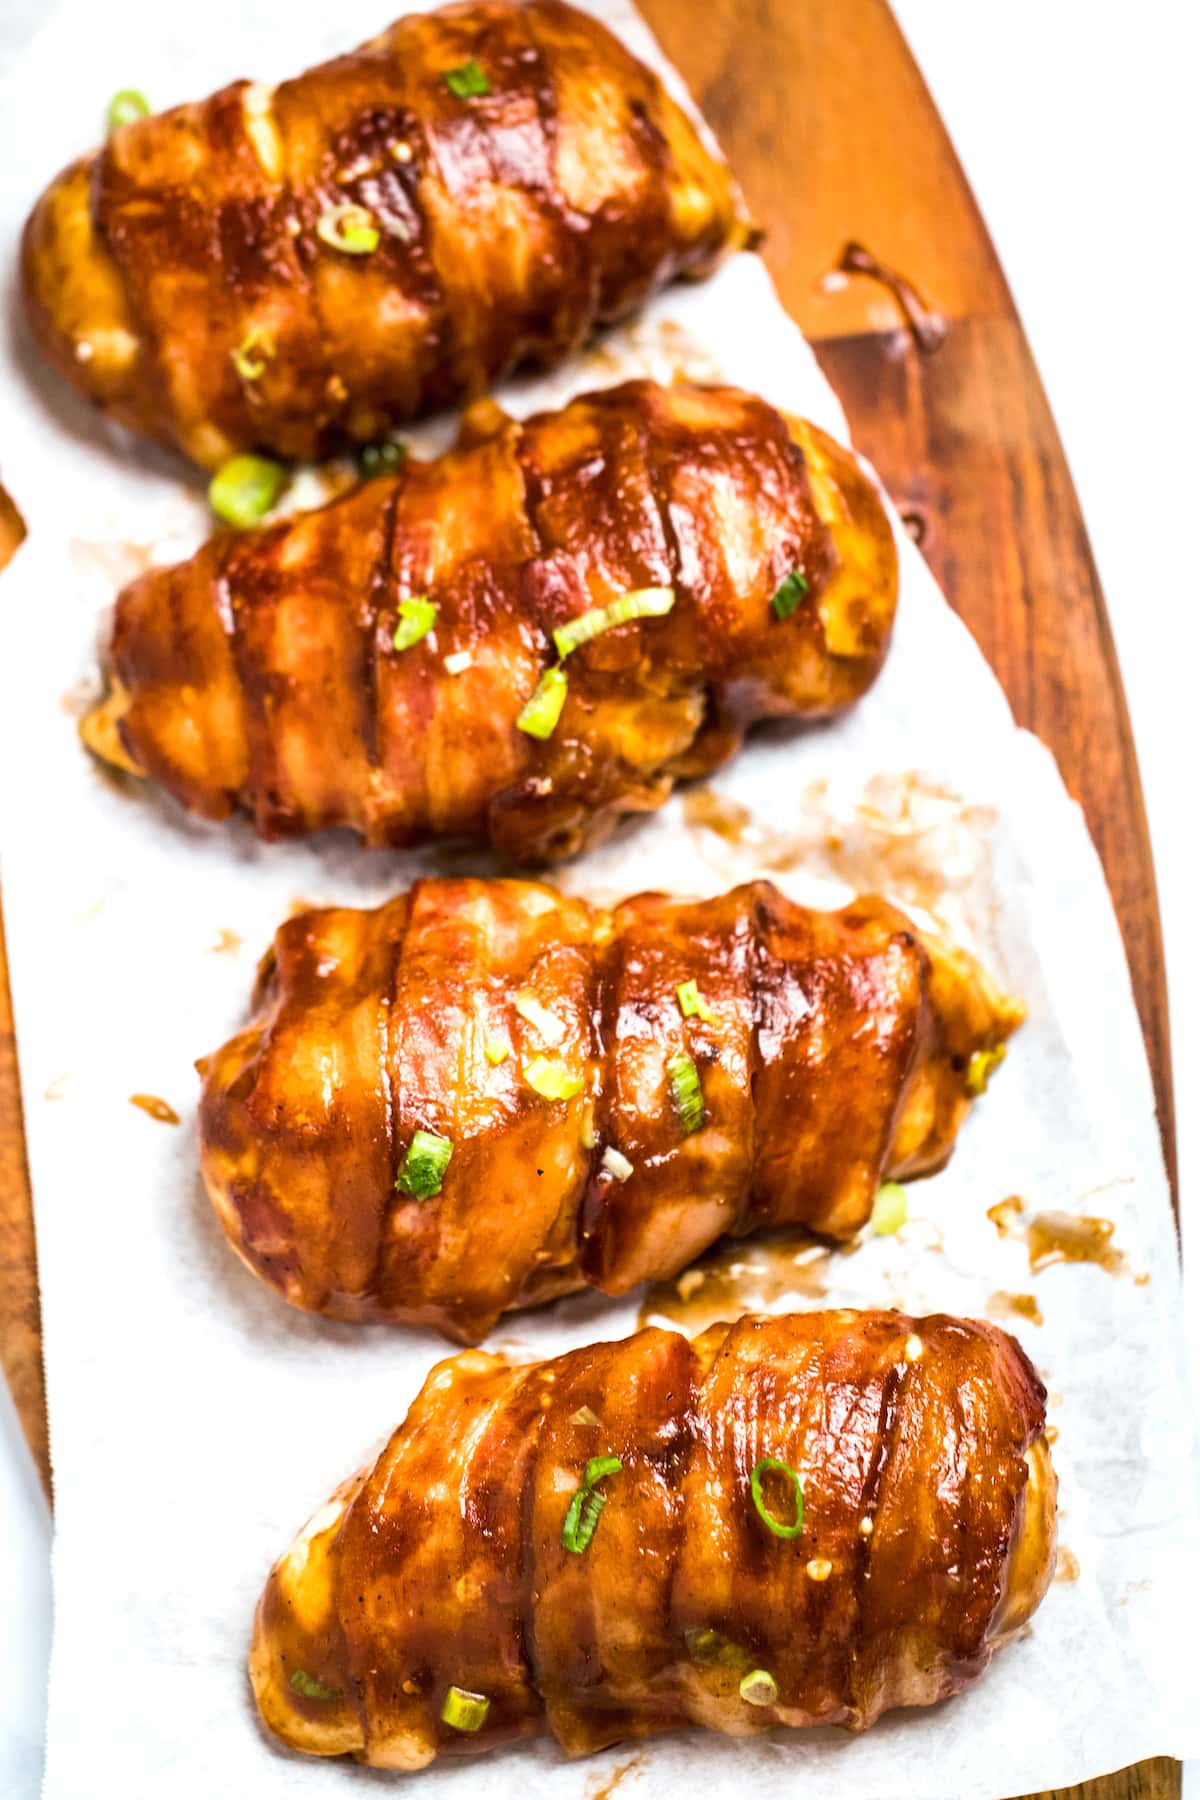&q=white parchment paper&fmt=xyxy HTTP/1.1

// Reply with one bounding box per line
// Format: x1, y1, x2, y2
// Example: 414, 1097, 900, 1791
0, 3, 1196, 1796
